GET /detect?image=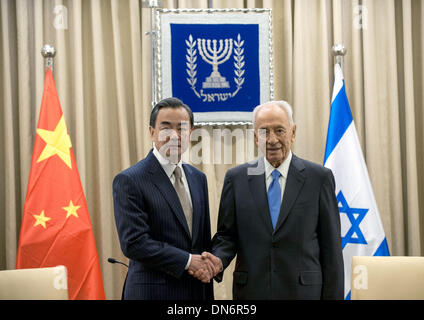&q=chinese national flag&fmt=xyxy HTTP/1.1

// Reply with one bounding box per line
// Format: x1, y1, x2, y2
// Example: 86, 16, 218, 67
16, 68, 105, 300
